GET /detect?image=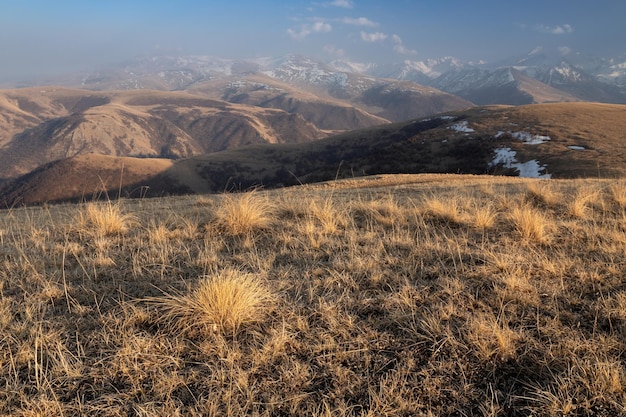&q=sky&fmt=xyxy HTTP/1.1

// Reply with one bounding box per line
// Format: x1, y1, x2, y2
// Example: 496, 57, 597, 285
1, 0, 625, 82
